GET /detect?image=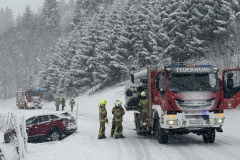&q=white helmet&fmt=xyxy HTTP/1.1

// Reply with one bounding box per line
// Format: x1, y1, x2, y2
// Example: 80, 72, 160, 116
141, 91, 146, 97
115, 100, 122, 107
